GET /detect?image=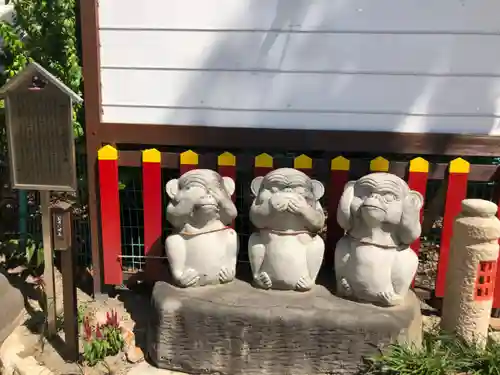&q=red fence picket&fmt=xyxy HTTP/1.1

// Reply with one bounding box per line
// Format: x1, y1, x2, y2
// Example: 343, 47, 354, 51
435, 158, 470, 298
142, 149, 163, 281
294, 154, 312, 175
180, 150, 199, 174
98, 145, 122, 285
254, 153, 273, 177
326, 156, 350, 268
218, 152, 237, 227
407, 157, 430, 257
